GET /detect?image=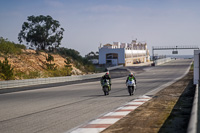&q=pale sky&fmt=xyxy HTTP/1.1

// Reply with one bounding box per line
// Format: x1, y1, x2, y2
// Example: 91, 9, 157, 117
0, 0, 200, 56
